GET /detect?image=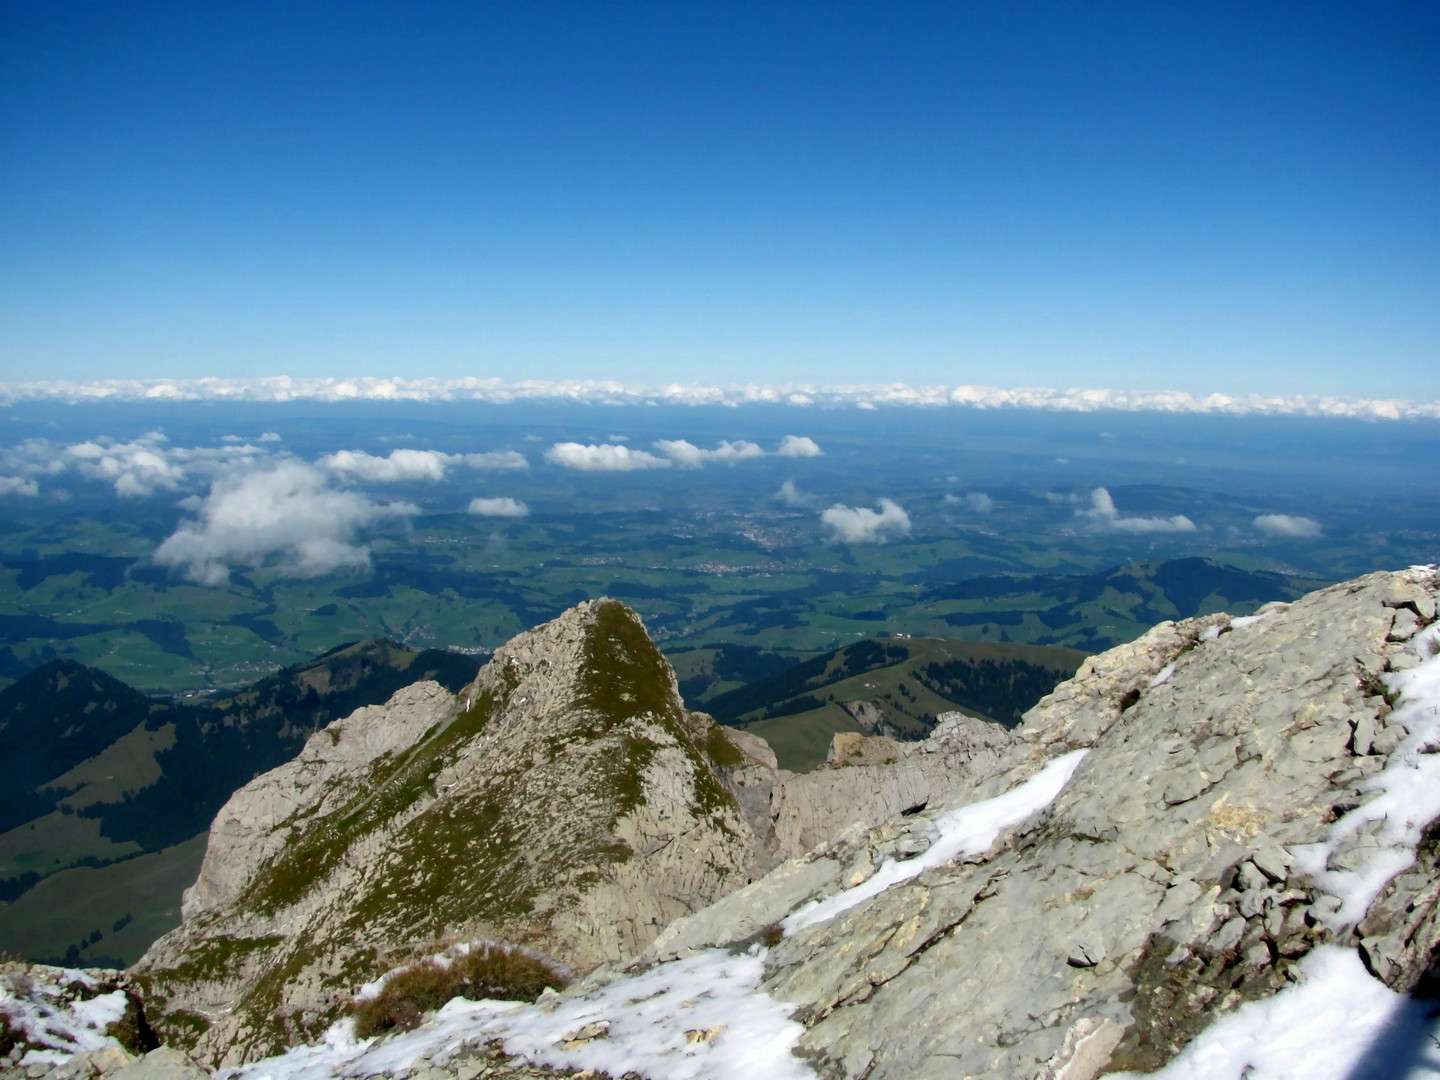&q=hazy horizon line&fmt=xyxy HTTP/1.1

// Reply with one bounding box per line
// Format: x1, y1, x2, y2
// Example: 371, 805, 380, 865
2, 377, 1436, 421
